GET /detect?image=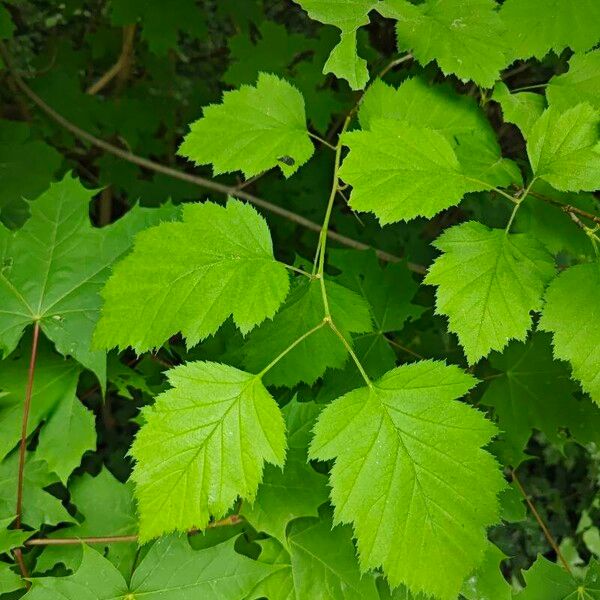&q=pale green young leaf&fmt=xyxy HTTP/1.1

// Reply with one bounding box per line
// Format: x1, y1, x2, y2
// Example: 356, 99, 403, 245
310, 361, 505, 599
425, 221, 555, 364
339, 119, 487, 223
539, 261, 600, 404
500, 0, 600, 61
547, 50, 600, 113
492, 82, 546, 139
359, 78, 520, 187
293, 0, 376, 89
243, 278, 371, 387
527, 103, 600, 192
0, 174, 176, 385
481, 333, 600, 466
95, 199, 289, 353
178, 73, 313, 178
131, 361, 286, 540
0, 338, 80, 460
378, 0, 508, 88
